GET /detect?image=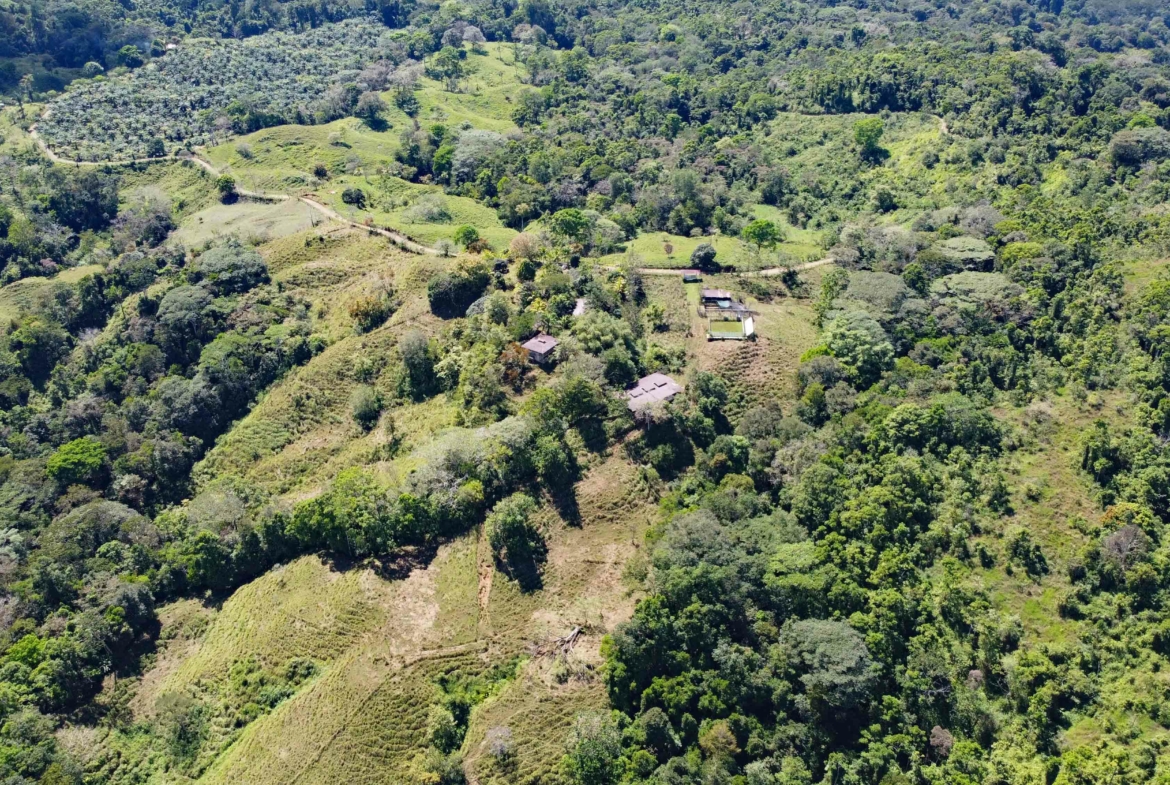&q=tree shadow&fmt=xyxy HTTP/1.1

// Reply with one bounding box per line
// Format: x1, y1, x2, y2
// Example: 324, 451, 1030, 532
549, 483, 581, 527
325, 544, 441, 582
576, 418, 609, 454
496, 551, 545, 593
363, 116, 389, 133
